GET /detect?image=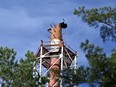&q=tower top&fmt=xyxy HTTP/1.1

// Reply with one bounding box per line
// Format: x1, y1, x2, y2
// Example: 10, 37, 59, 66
48, 22, 67, 40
